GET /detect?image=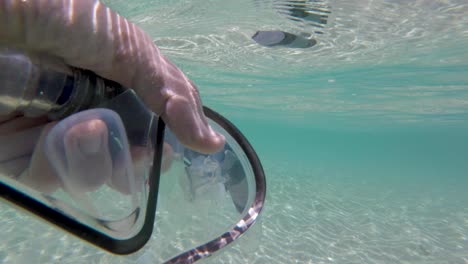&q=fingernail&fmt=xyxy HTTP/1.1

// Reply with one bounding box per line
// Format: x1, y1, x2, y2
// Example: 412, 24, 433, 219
210, 127, 226, 146
215, 131, 226, 143
211, 126, 225, 139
